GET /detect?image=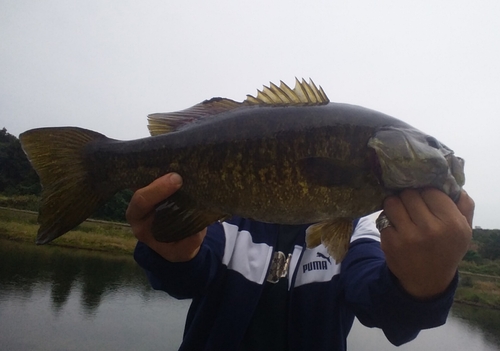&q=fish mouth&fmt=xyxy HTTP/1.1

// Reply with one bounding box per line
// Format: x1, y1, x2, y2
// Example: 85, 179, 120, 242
443, 154, 465, 202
